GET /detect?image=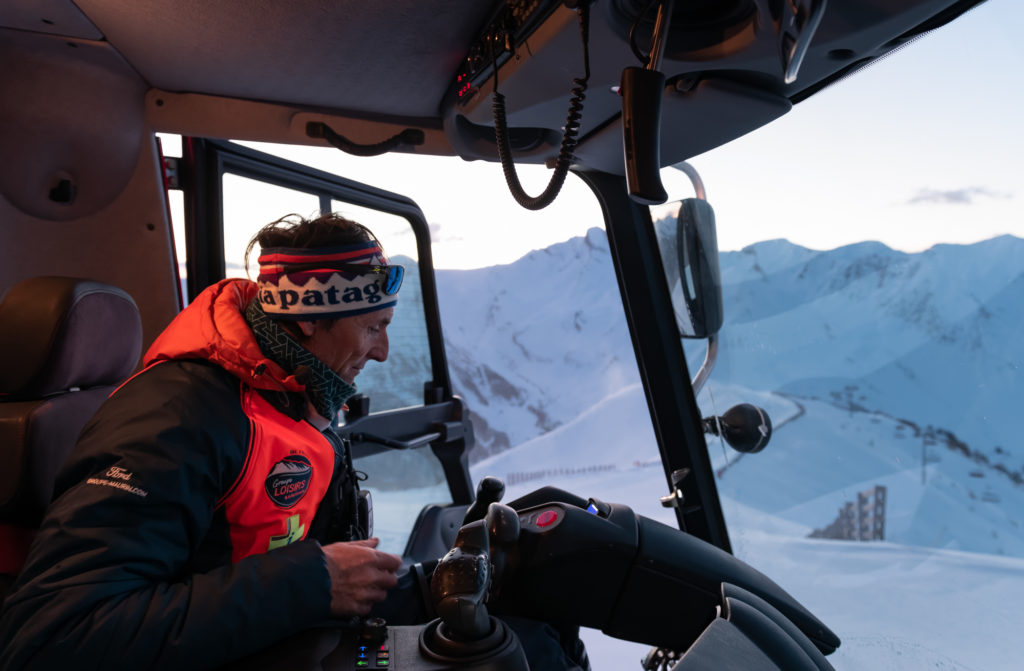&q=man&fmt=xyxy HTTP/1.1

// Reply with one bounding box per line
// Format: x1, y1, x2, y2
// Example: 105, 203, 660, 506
0, 213, 405, 669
